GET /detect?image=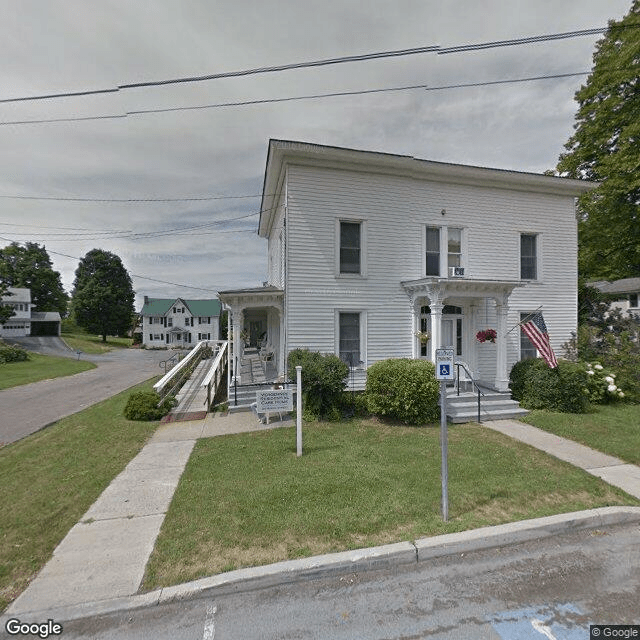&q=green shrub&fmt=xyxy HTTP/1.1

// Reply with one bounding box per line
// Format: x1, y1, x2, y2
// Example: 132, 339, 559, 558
0, 343, 29, 363
287, 349, 349, 420
508, 358, 540, 401
584, 362, 625, 403
340, 390, 372, 418
520, 360, 589, 413
366, 358, 439, 425
124, 391, 176, 421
